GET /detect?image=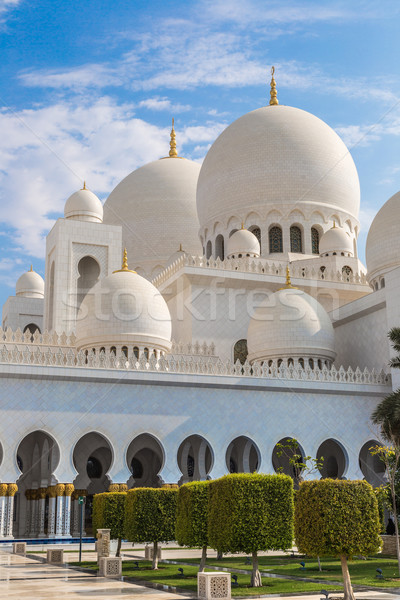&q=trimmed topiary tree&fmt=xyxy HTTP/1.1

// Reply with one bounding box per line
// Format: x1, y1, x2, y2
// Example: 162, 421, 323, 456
124, 487, 178, 569
92, 491, 126, 557
295, 480, 381, 600
208, 473, 294, 587
176, 481, 209, 571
